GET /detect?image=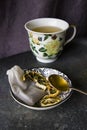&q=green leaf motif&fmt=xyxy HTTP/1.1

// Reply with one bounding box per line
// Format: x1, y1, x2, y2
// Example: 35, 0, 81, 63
59, 37, 63, 41
38, 37, 42, 41
44, 35, 49, 41
43, 53, 48, 57
32, 46, 35, 50
31, 45, 38, 54
34, 49, 38, 54
44, 34, 51, 41
39, 47, 47, 52
48, 54, 53, 57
